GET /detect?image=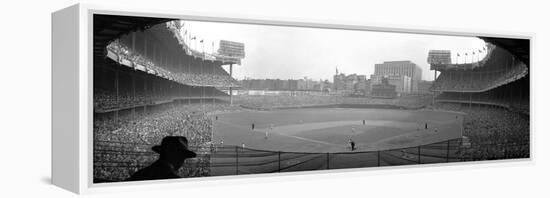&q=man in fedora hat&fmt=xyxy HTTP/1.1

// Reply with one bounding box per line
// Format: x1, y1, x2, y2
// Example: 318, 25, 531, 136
127, 136, 197, 181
